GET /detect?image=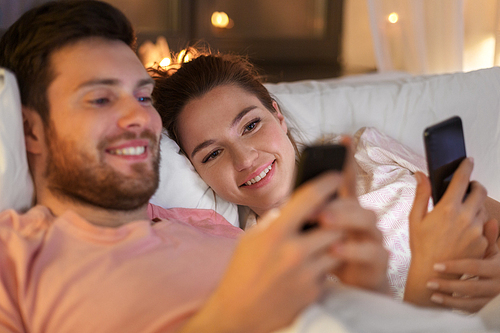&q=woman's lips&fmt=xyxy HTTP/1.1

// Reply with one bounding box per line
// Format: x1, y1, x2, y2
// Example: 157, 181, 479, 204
241, 161, 275, 187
